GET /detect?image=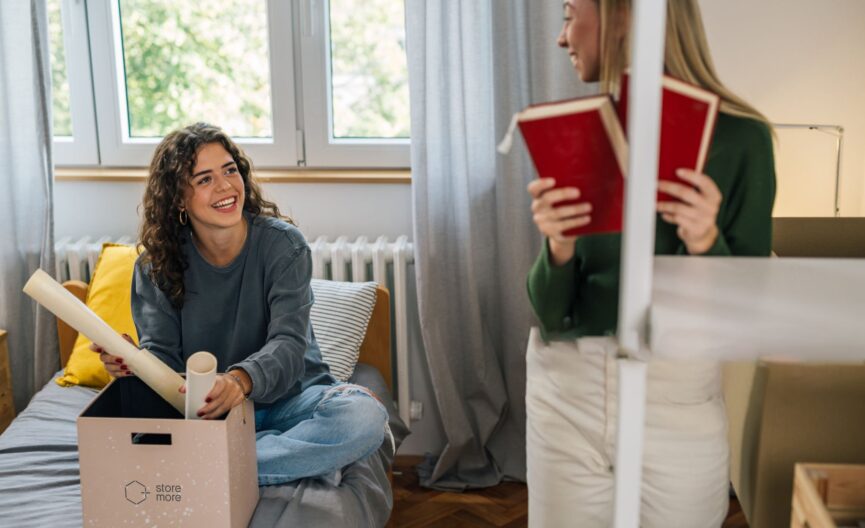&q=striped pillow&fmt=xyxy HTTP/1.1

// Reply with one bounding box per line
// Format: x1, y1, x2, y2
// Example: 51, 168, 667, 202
309, 279, 378, 381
